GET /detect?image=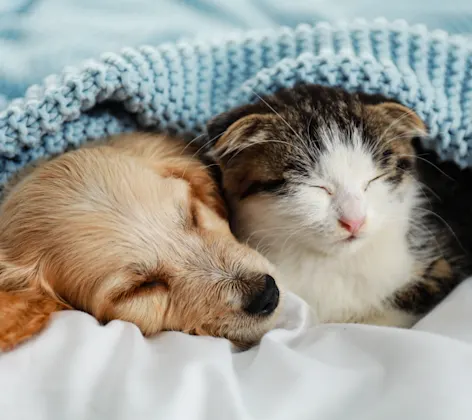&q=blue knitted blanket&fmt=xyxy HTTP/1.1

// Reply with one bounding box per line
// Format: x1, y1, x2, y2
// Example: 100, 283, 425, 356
0, 19, 471, 188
